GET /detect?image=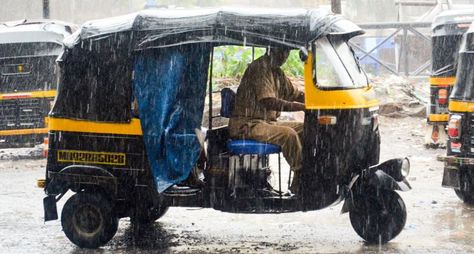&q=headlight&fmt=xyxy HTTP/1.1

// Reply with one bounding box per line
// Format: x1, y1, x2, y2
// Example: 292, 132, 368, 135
401, 158, 410, 177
